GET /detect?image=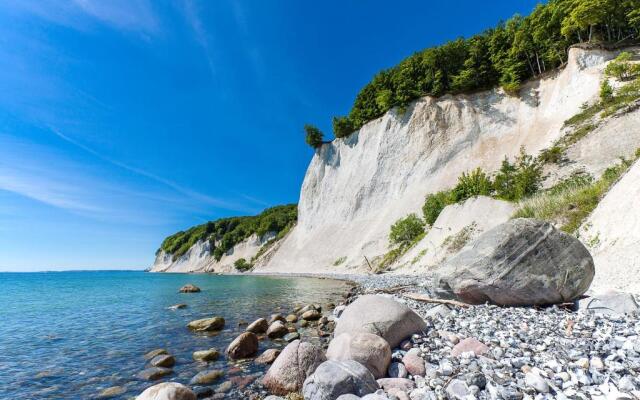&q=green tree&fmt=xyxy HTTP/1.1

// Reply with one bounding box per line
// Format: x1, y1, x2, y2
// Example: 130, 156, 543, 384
332, 116, 354, 138
304, 124, 324, 149
600, 79, 614, 102
422, 191, 455, 226
494, 148, 543, 201
605, 52, 635, 80
389, 214, 425, 247
452, 168, 493, 202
